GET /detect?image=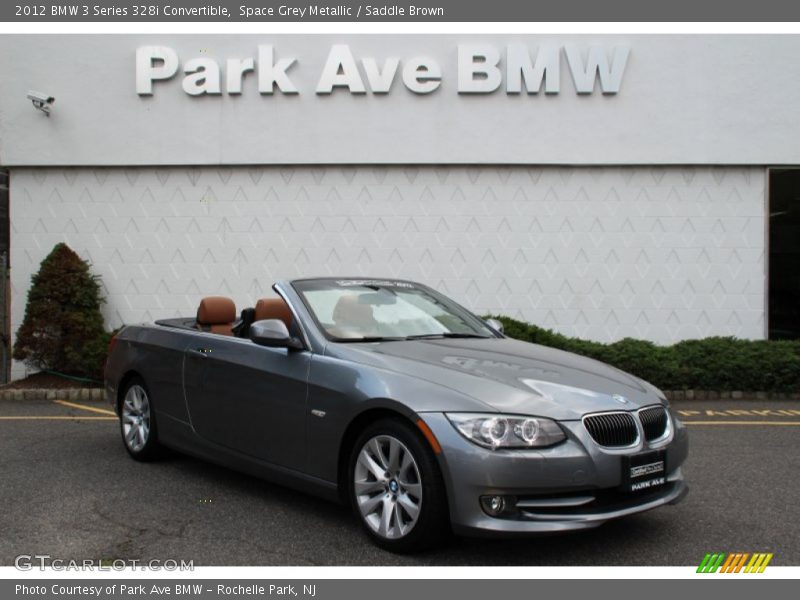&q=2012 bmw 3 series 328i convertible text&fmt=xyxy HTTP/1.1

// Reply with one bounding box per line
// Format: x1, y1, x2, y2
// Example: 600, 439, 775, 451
105, 277, 688, 552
